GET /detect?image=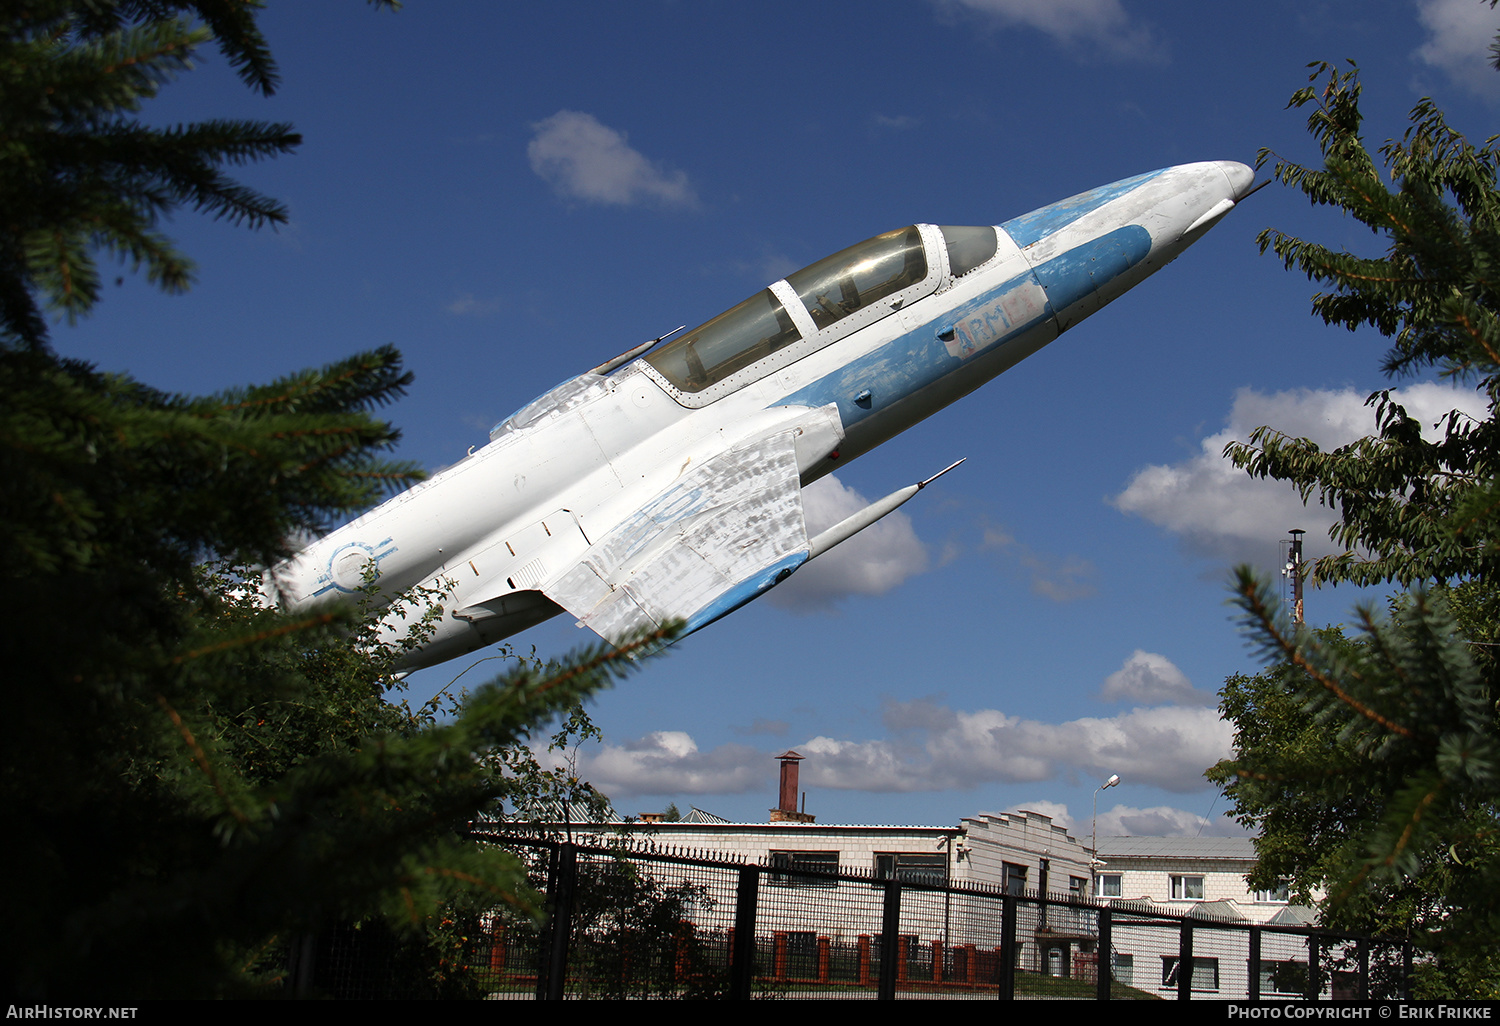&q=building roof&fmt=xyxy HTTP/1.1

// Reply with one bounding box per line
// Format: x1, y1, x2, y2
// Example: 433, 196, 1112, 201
1097, 835, 1255, 859
682, 806, 731, 824
1188, 899, 1249, 922
1267, 904, 1319, 927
